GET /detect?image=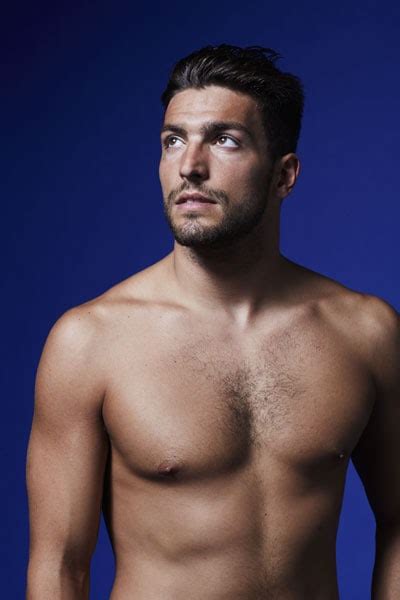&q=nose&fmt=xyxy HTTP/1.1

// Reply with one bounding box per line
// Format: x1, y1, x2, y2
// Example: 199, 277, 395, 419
179, 141, 209, 182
